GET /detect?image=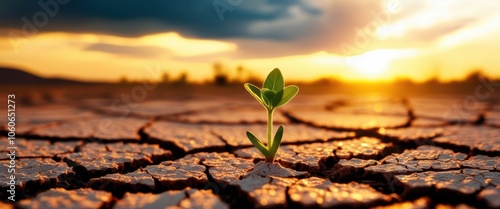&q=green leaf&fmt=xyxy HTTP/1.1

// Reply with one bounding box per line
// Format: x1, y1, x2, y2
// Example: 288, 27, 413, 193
261, 88, 276, 108
271, 89, 284, 107
263, 68, 284, 92
269, 126, 284, 156
246, 131, 269, 157
244, 83, 263, 104
276, 85, 299, 107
